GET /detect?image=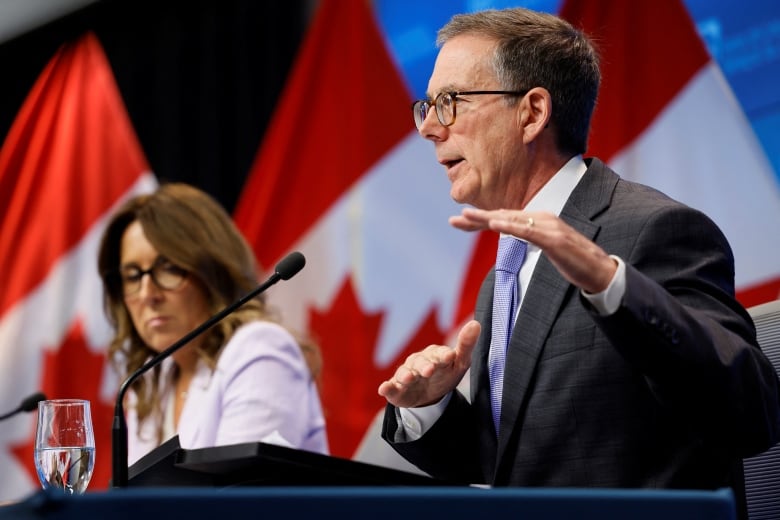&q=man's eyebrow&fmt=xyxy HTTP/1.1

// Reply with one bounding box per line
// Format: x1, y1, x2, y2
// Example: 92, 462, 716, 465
430, 83, 463, 97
